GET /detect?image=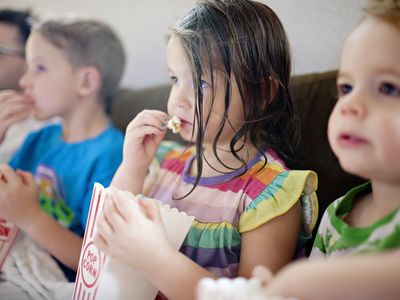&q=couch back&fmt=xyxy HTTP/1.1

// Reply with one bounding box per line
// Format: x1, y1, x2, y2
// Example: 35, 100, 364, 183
111, 70, 365, 231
